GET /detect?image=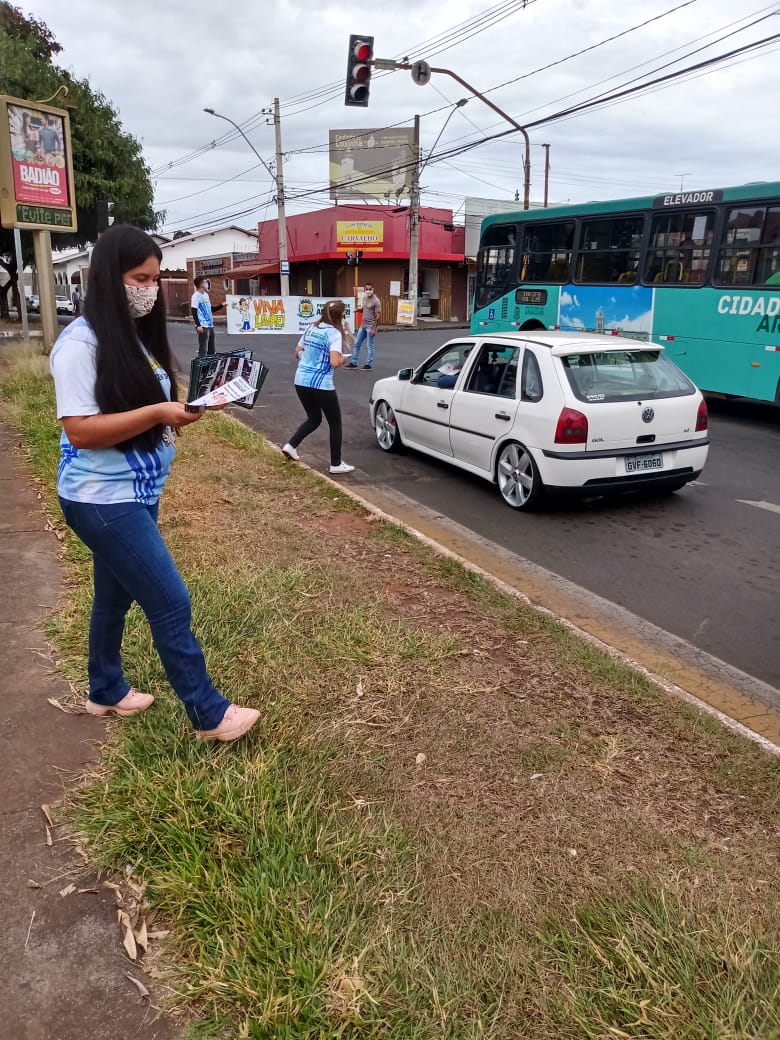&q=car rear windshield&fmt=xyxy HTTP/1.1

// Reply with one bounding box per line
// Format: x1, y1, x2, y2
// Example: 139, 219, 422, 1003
560, 349, 696, 403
